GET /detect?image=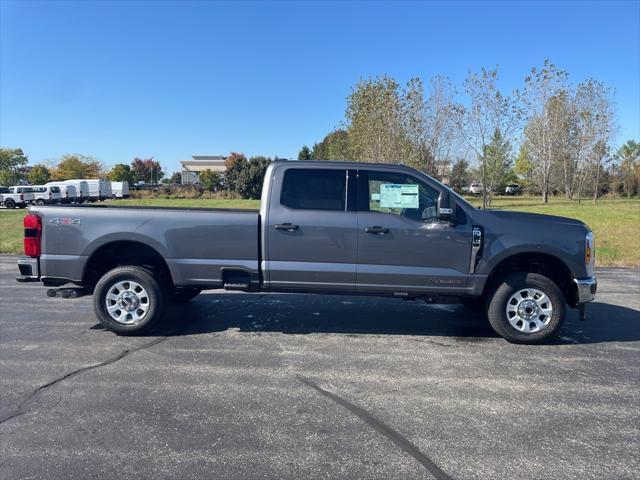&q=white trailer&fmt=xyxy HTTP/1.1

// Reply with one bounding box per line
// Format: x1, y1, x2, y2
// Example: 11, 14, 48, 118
63, 180, 90, 203
75, 179, 101, 202
110, 181, 130, 199
100, 179, 111, 201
